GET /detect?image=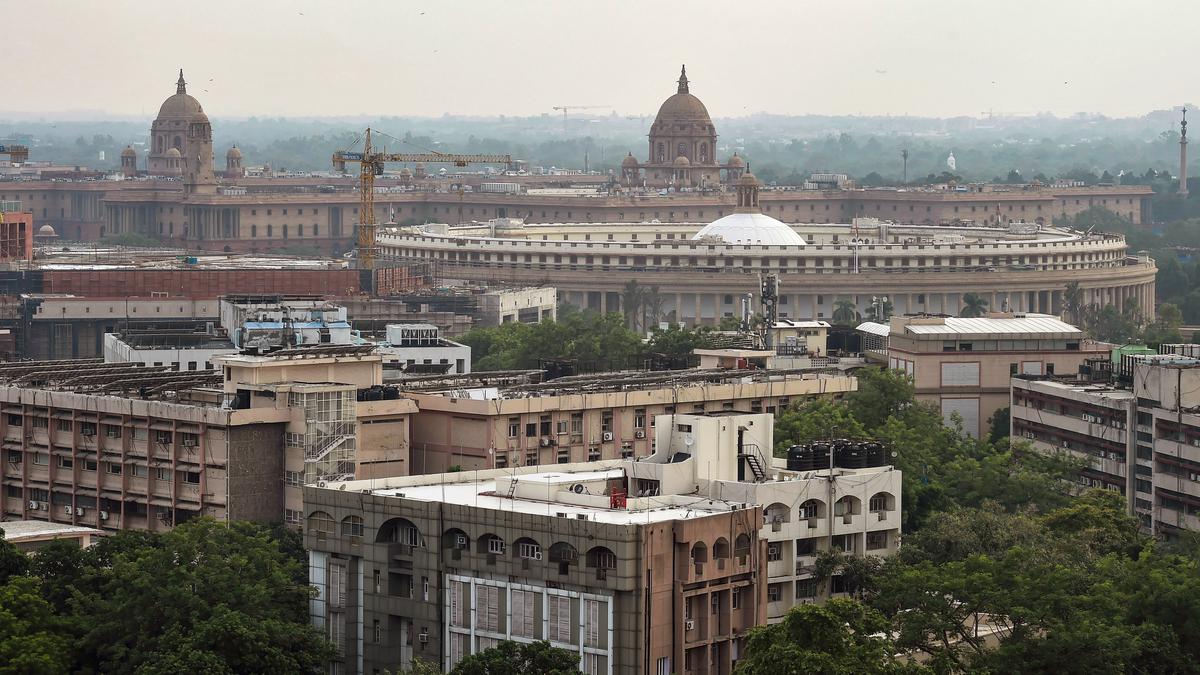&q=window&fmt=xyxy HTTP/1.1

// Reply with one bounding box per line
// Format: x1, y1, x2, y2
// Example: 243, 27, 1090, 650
32, 417, 48, 429
548, 595, 571, 643
285, 470, 303, 487
285, 508, 302, 525
869, 493, 891, 512
130, 464, 147, 478
570, 413, 583, 435
341, 515, 364, 537
155, 467, 170, 480
732, 587, 741, 609
767, 542, 782, 561
488, 537, 506, 555
796, 578, 818, 598
106, 462, 122, 474
104, 425, 121, 438
5, 450, 19, 464
307, 511, 335, 535
634, 409, 646, 429
556, 420, 569, 435
180, 471, 201, 484
795, 538, 816, 556
511, 589, 537, 638
58, 456, 73, 469
525, 422, 537, 438
56, 419, 71, 432
767, 584, 782, 602
518, 541, 541, 559
866, 531, 889, 550
557, 449, 570, 463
